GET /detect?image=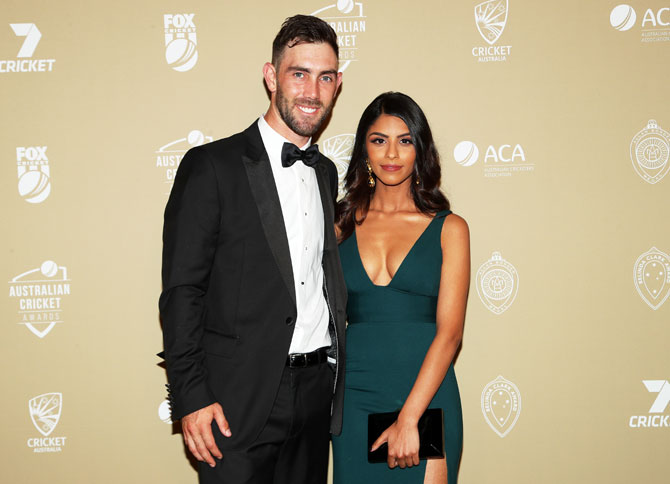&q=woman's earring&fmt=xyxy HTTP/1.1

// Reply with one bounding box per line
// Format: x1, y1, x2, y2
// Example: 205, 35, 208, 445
366, 160, 375, 188
415, 174, 420, 185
